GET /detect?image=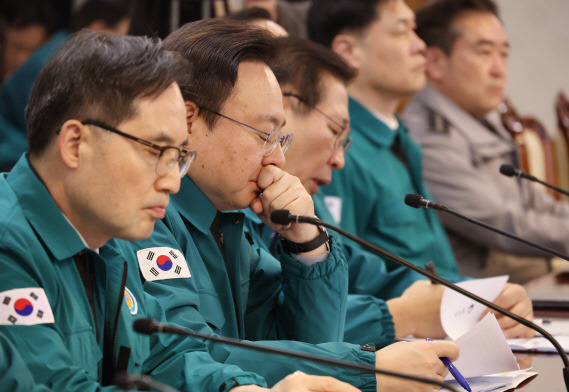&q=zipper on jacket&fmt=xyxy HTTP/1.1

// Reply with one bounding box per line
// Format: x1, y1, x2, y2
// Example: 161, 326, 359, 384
102, 261, 128, 385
